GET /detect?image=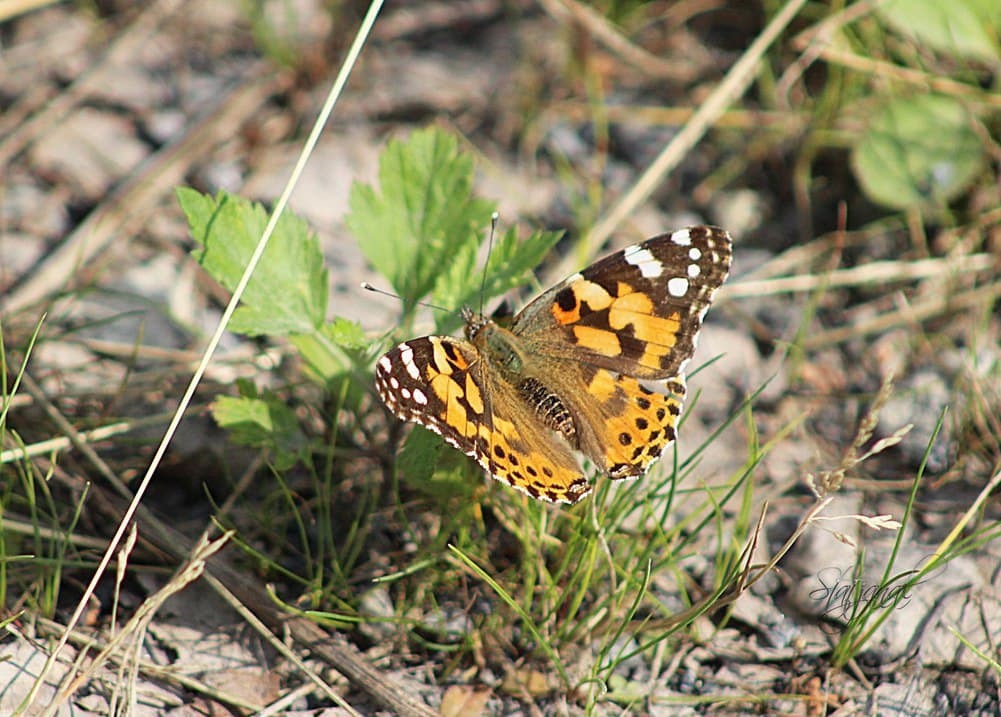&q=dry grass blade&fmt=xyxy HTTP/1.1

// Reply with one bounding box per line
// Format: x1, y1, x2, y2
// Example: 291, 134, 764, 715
537, 0, 698, 80
545, 0, 809, 282
0, 0, 61, 23
0, 515, 108, 551
0, 413, 174, 464
43, 532, 233, 715
724, 253, 996, 299
814, 45, 1001, 109
803, 280, 1001, 349
540, 102, 810, 133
